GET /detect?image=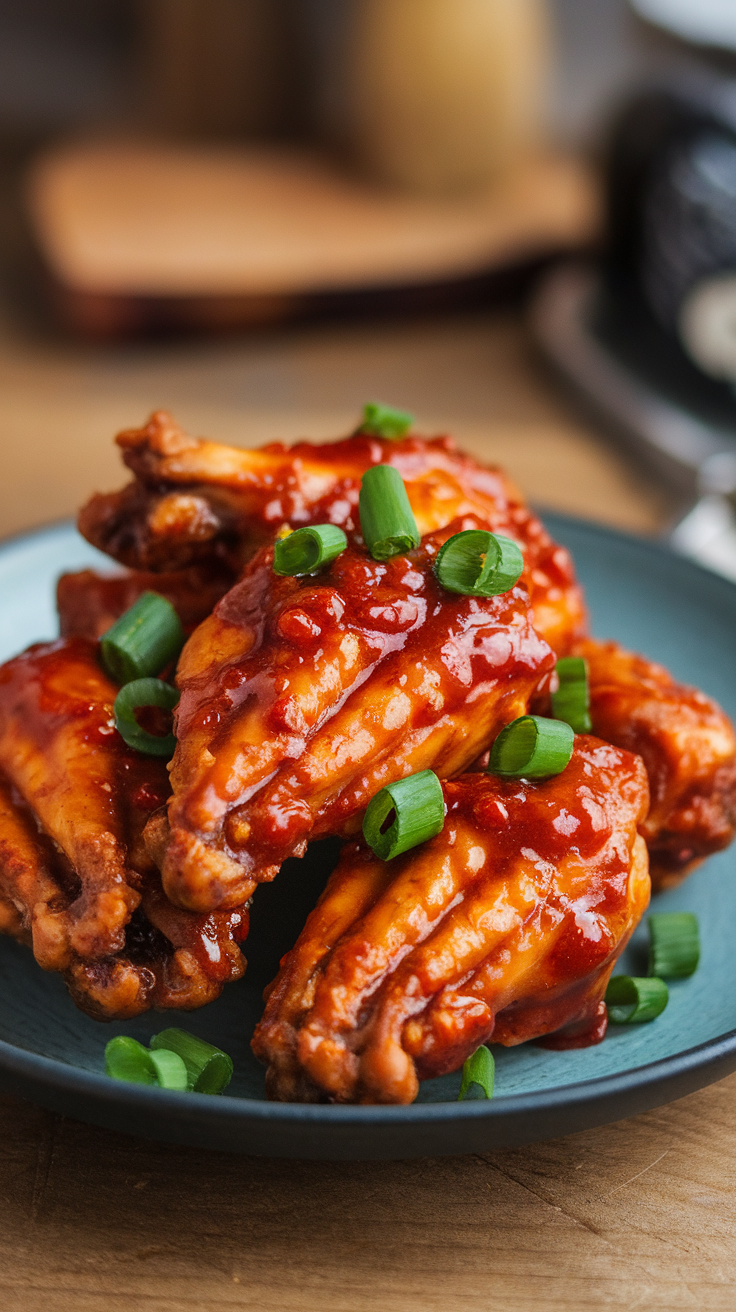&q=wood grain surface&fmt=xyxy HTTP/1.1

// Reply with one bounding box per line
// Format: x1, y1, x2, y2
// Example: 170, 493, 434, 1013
1, 305, 732, 1312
